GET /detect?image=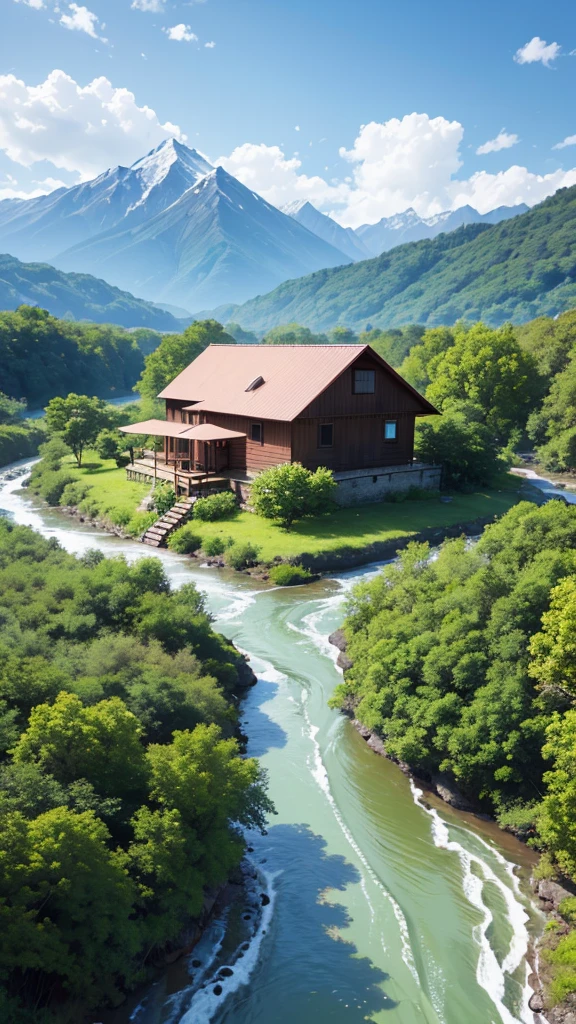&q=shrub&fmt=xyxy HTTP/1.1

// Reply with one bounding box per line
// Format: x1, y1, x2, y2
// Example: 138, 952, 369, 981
193, 491, 237, 521
59, 480, 91, 507
94, 428, 126, 465
250, 463, 336, 528
167, 524, 203, 554
153, 482, 176, 516
35, 469, 78, 506
203, 535, 232, 557
125, 511, 157, 538
225, 542, 260, 570
268, 563, 313, 586
0, 423, 45, 469
107, 507, 132, 527
37, 435, 69, 469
